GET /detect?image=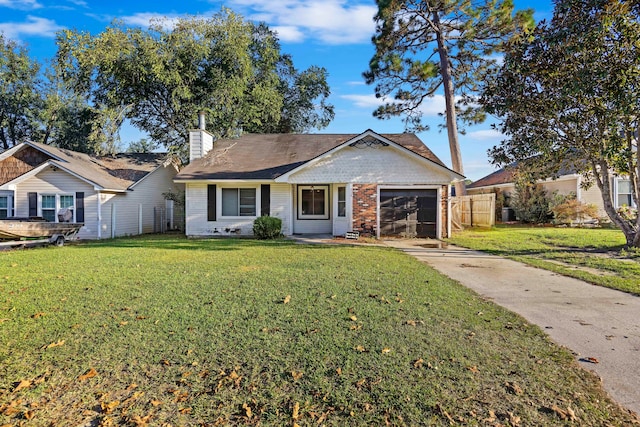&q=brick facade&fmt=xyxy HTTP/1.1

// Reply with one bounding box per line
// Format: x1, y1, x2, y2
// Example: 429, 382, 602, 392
352, 183, 378, 234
